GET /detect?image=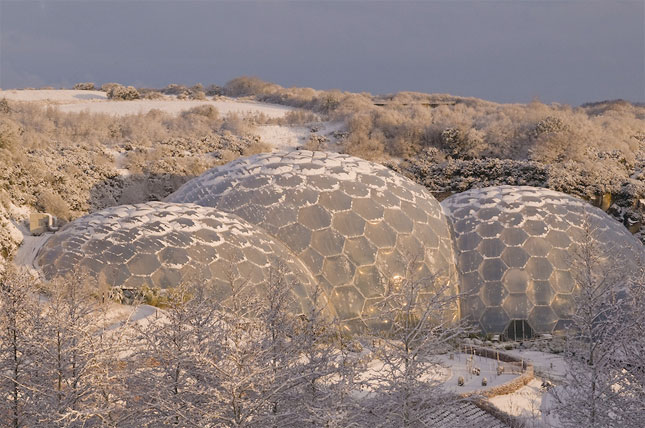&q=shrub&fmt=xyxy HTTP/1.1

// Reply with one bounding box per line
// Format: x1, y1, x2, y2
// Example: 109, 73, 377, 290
162, 84, 188, 96
0, 117, 22, 151
279, 109, 319, 126
73, 82, 95, 90
303, 135, 328, 151
188, 90, 206, 100
142, 90, 164, 100
0, 98, 10, 114
221, 113, 253, 135
100, 82, 120, 92
205, 84, 223, 96
183, 105, 219, 120
107, 84, 140, 101
242, 140, 272, 155
224, 76, 279, 97
36, 190, 70, 220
